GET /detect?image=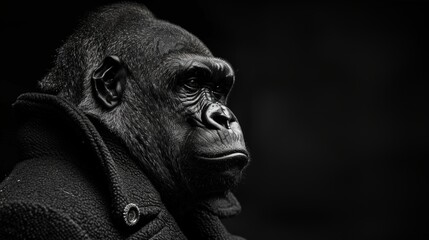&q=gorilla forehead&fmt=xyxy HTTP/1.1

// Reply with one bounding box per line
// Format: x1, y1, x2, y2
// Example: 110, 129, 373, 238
148, 22, 212, 57
102, 7, 212, 80
112, 19, 210, 54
